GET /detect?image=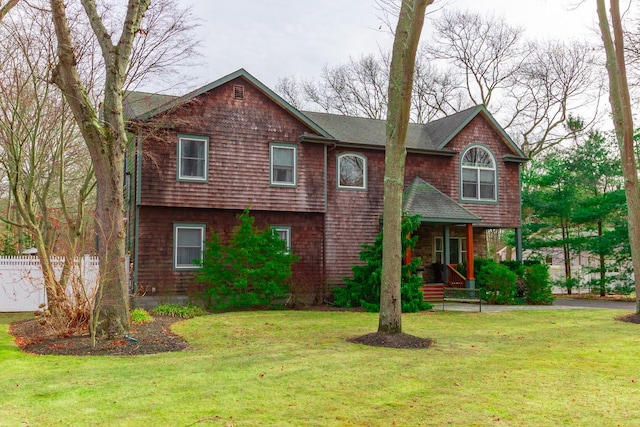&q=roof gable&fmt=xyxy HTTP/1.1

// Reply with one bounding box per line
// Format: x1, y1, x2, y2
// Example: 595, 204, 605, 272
427, 105, 527, 158
124, 69, 332, 138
